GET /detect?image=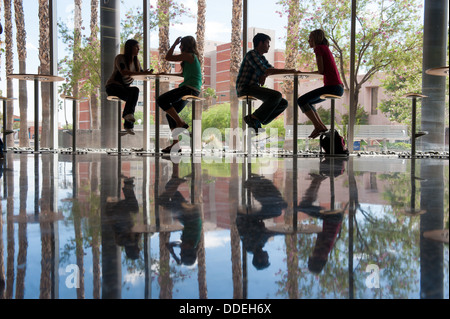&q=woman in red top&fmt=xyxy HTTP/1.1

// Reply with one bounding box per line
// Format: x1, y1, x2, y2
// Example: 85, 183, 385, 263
297, 29, 344, 139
